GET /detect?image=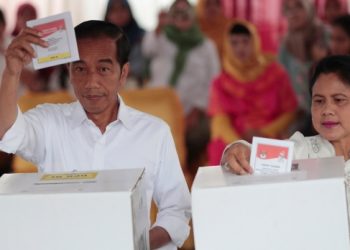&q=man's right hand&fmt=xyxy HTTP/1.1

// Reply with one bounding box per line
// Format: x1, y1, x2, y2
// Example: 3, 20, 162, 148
5, 27, 48, 76
0, 27, 48, 139
222, 143, 253, 175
